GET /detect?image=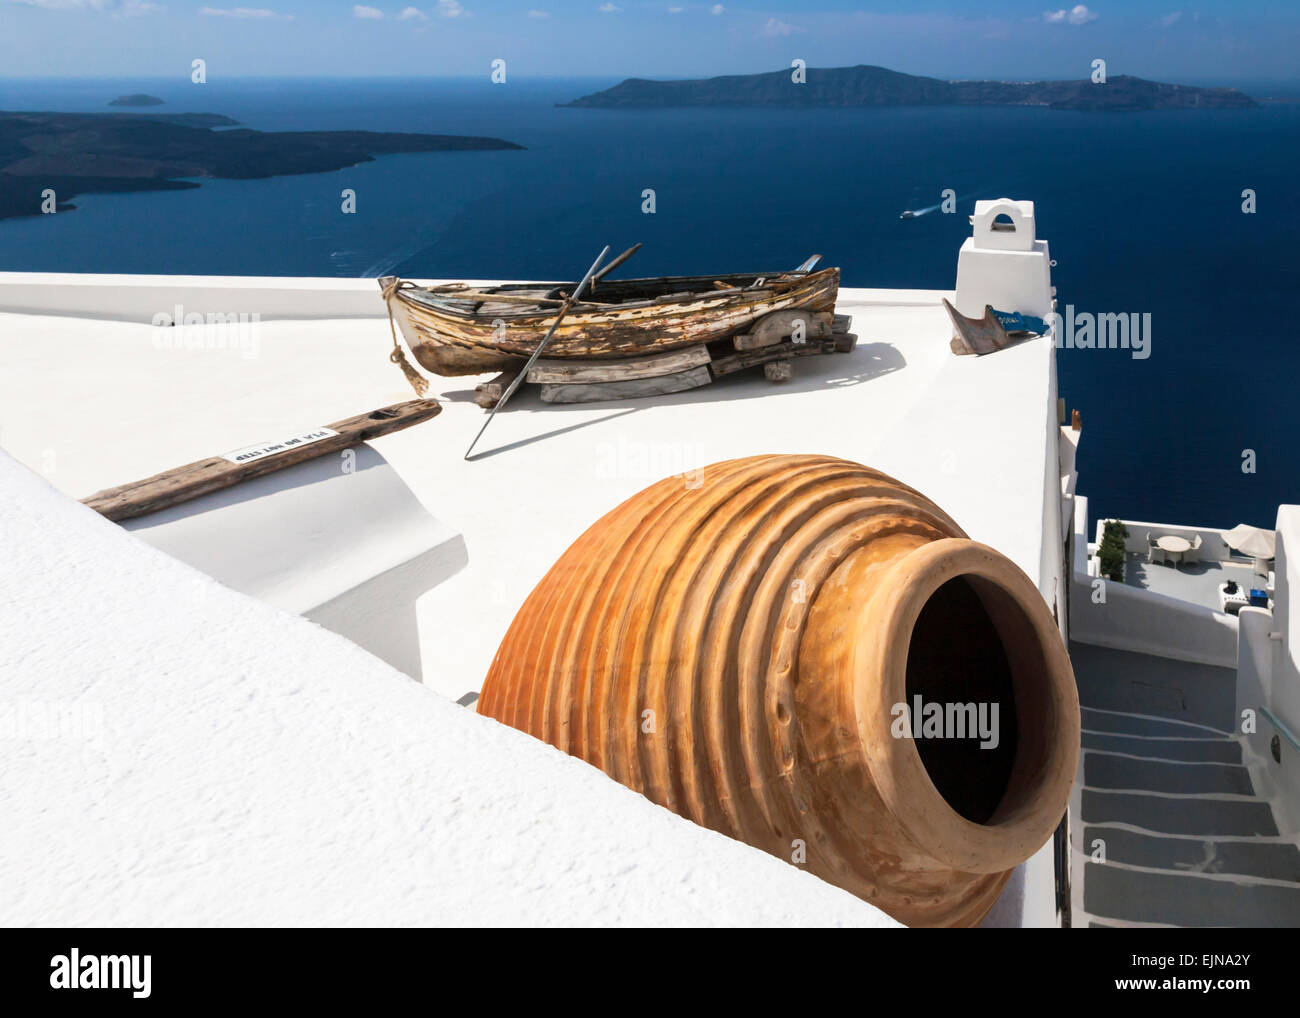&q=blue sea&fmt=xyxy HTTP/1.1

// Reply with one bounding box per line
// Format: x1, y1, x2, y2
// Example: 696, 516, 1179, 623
1, 76, 1297, 529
